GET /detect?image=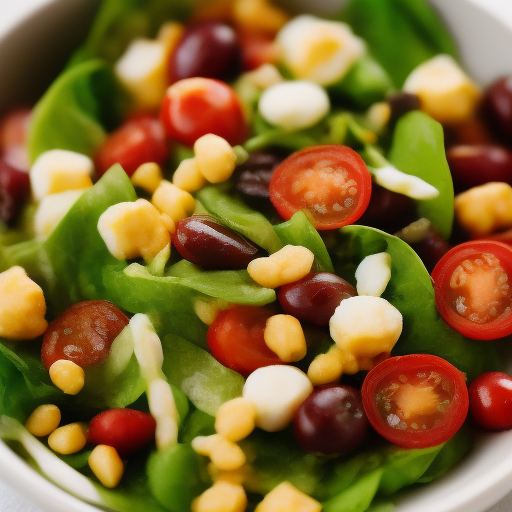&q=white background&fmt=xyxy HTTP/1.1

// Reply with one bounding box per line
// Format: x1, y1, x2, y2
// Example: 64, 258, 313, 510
1, 0, 512, 511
